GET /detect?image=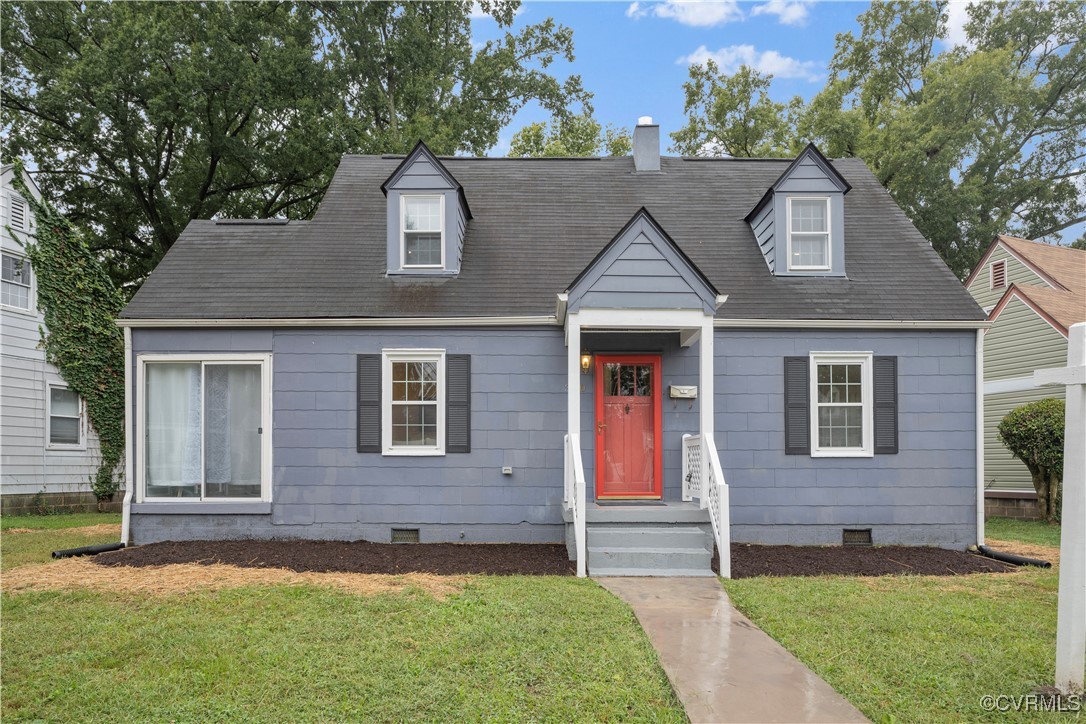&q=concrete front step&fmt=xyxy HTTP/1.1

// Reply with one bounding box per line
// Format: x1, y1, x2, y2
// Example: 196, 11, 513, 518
587, 525, 711, 550
590, 567, 717, 578
588, 545, 713, 576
